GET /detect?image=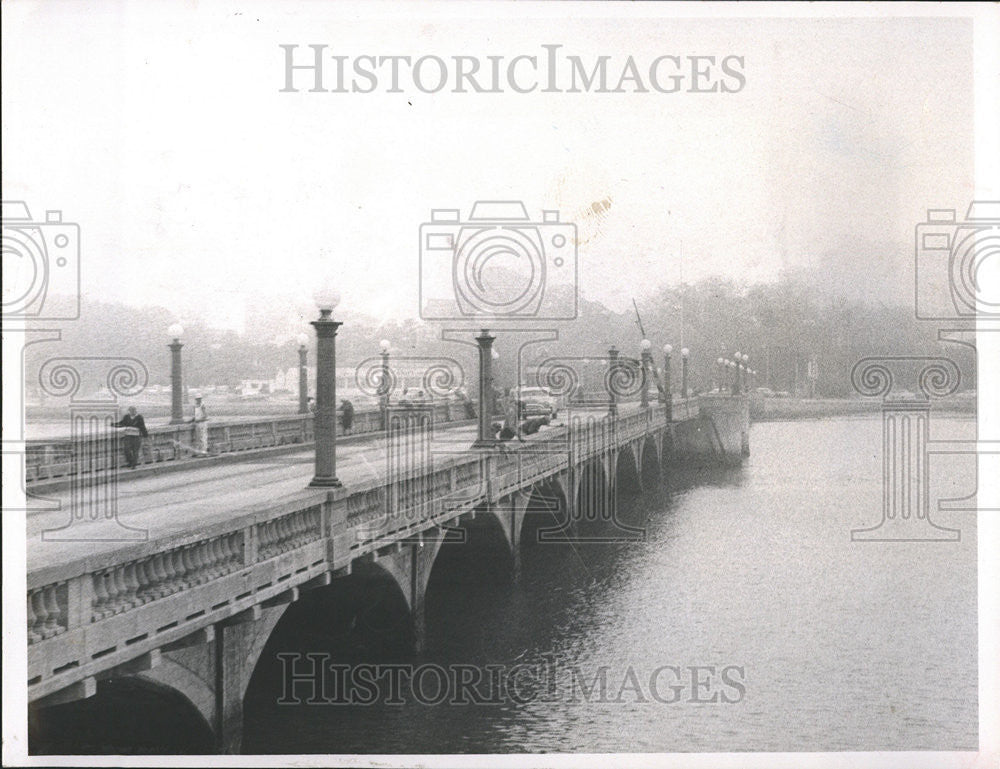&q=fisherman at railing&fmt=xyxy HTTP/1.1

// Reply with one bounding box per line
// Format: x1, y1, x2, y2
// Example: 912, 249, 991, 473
111, 406, 149, 469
